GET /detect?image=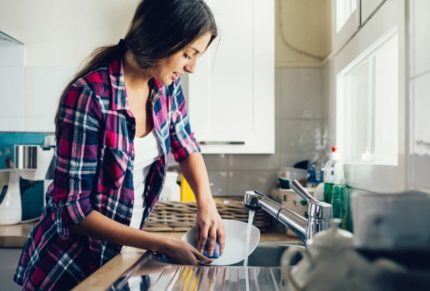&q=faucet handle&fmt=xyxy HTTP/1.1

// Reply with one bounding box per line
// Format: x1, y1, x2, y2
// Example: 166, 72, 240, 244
291, 179, 318, 204
244, 190, 264, 211
291, 180, 333, 223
